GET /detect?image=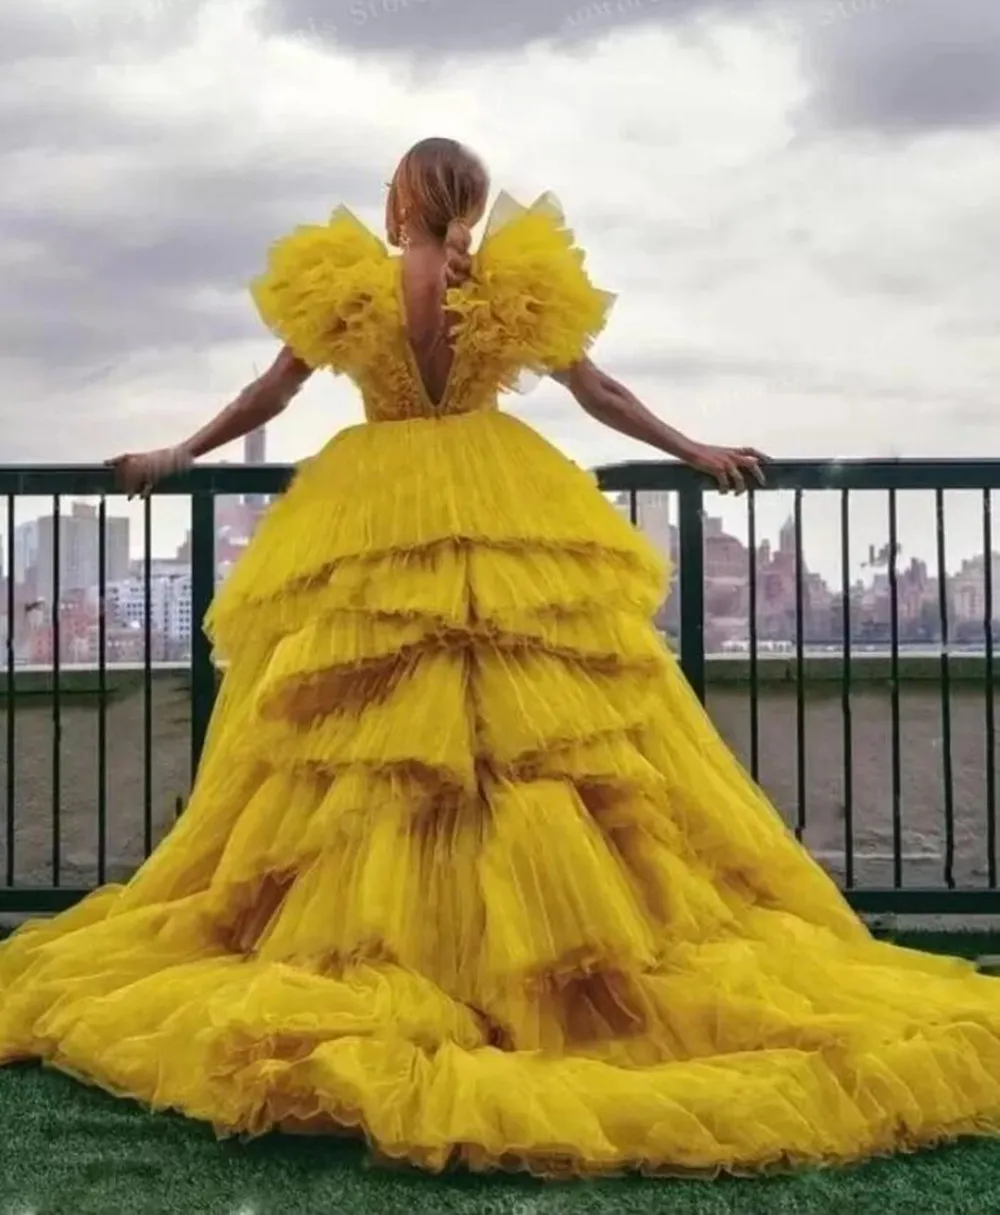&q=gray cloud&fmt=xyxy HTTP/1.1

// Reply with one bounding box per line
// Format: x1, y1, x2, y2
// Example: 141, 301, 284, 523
0, 6, 76, 66
608, 347, 993, 415
798, 0, 1000, 134
0, 94, 379, 384
261, 0, 1000, 137
0, 0, 204, 68
258, 0, 744, 54
1, 193, 341, 385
